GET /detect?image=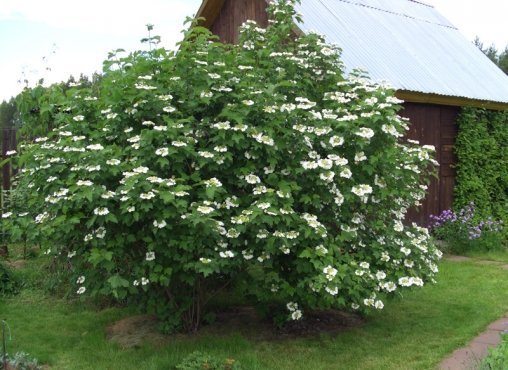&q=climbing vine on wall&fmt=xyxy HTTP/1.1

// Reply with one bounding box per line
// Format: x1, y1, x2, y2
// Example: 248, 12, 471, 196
454, 107, 508, 223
